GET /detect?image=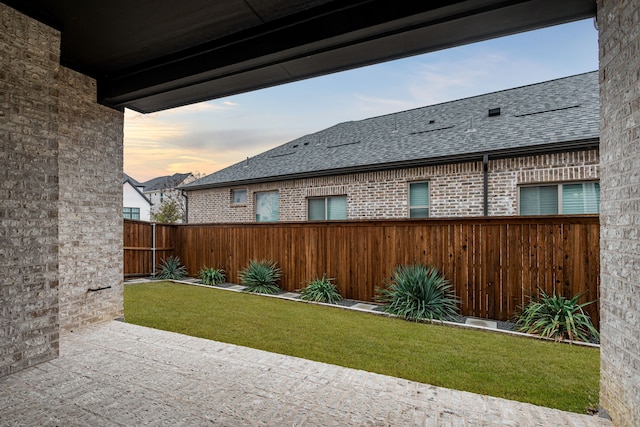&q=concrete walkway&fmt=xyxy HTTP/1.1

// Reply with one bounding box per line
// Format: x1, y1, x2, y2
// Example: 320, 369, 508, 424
0, 321, 611, 426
